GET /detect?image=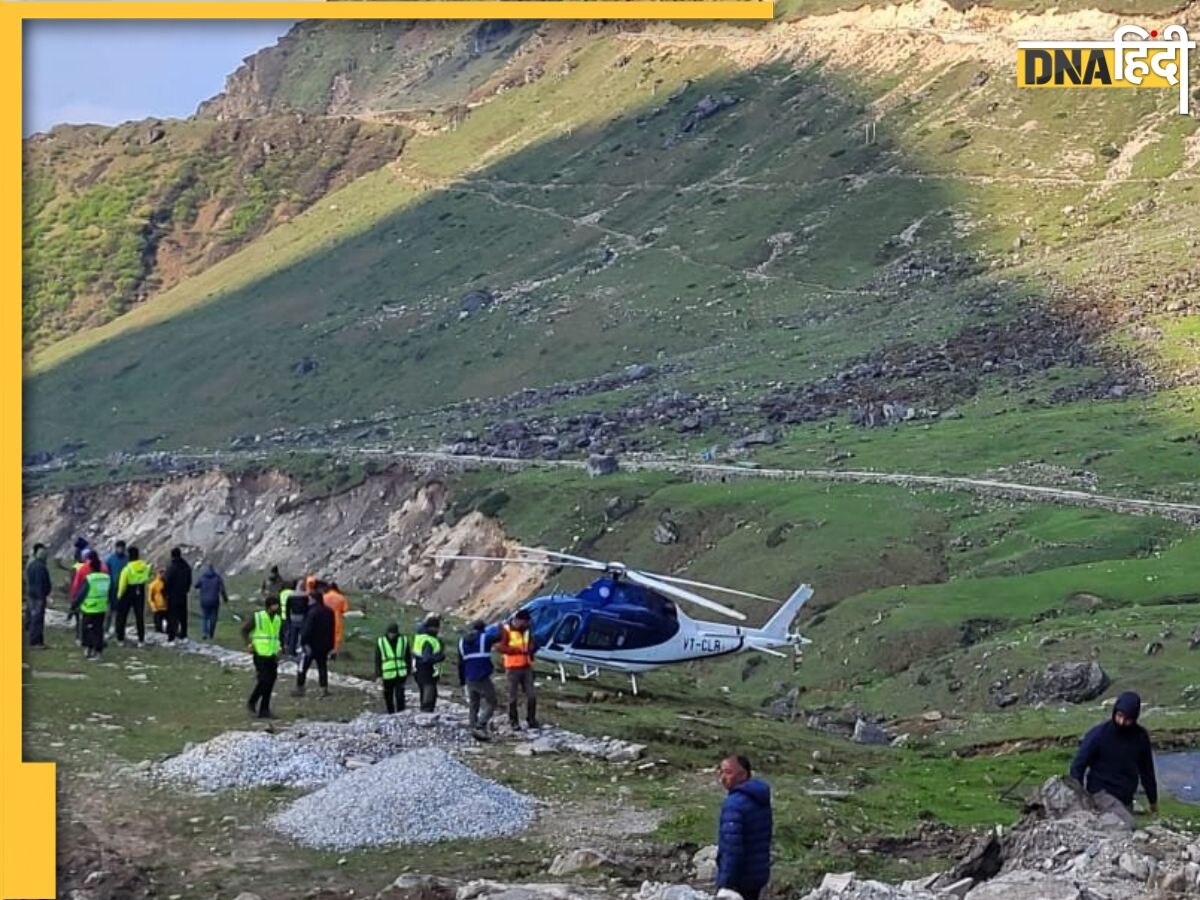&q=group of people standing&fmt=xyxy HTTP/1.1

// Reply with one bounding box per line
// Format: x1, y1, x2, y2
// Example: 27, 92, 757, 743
23, 538, 229, 659
243, 568, 351, 719
240, 580, 538, 739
